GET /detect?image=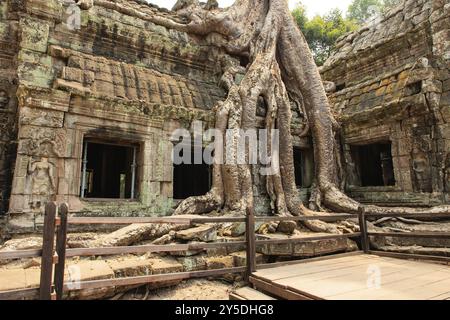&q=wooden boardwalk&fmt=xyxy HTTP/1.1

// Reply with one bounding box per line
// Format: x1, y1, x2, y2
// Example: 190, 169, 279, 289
248, 254, 450, 300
